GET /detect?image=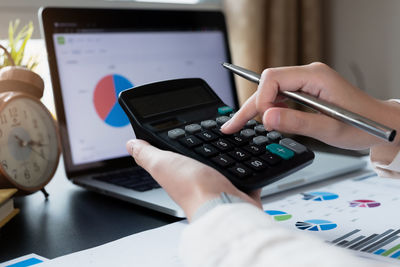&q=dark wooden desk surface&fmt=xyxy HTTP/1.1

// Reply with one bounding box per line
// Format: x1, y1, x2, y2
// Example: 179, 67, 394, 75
0, 161, 179, 262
